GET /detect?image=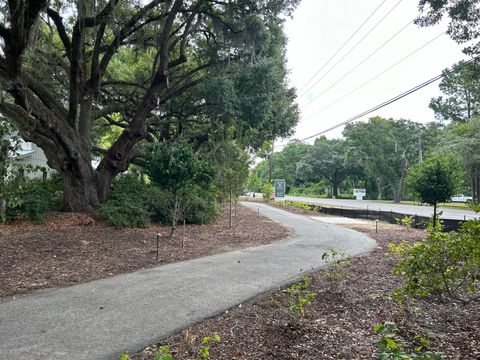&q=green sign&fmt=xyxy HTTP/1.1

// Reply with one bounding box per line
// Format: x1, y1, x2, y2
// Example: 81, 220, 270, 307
274, 179, 286, 198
